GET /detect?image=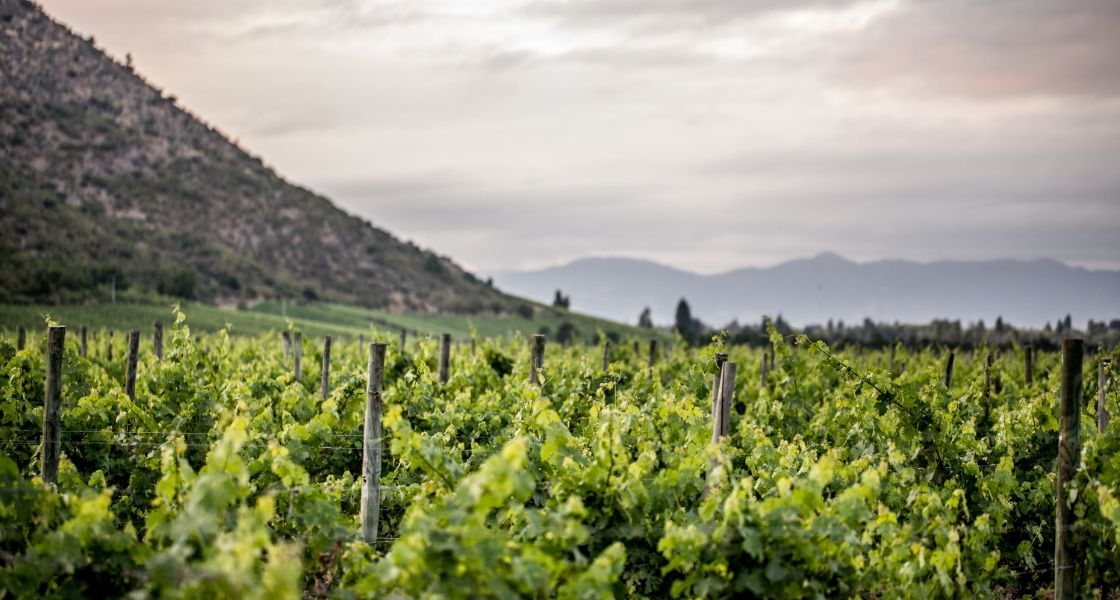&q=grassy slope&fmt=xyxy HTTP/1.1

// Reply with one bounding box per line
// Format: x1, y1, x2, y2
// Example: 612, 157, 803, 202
0, 300, 666, 343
